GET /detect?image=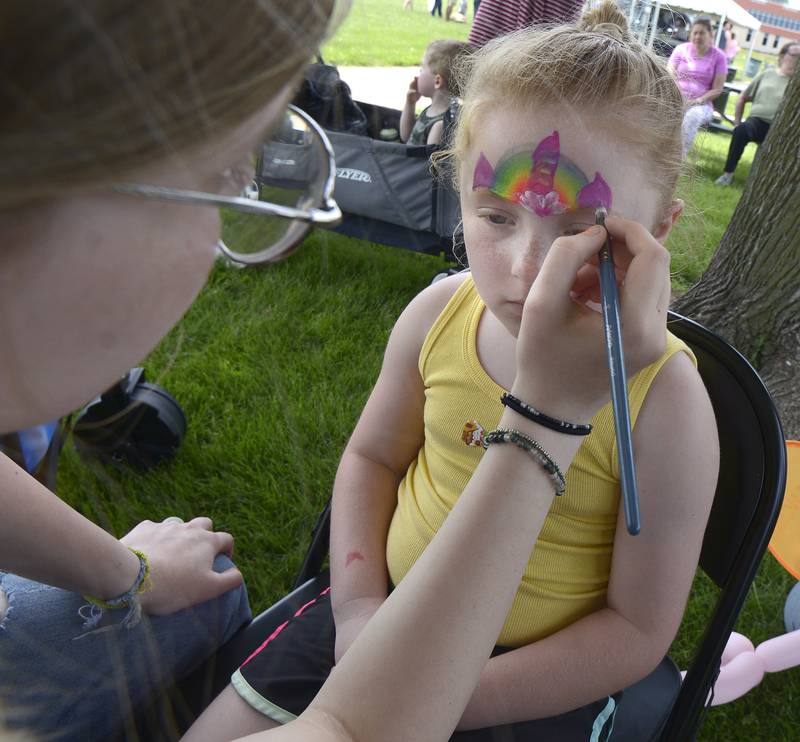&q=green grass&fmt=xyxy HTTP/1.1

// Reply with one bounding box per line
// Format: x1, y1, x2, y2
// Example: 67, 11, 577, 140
668, 129, 756, 293
323, 0, 470, 66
